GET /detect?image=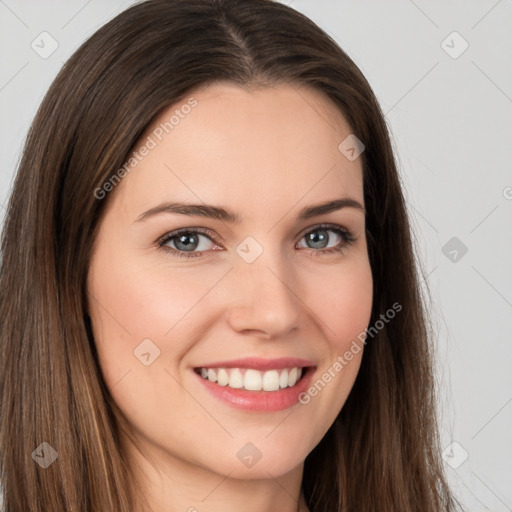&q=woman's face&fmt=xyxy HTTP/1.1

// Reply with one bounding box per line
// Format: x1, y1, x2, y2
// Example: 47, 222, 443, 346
87, 82, 373, 481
